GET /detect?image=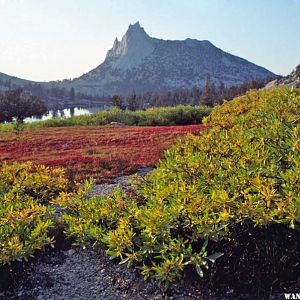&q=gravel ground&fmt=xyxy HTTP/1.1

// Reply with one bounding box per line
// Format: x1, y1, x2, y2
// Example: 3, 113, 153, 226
11, 247, 162, 300
1, 244, 289, 300
88, 167, 152, 197
7, 246, 219, 300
